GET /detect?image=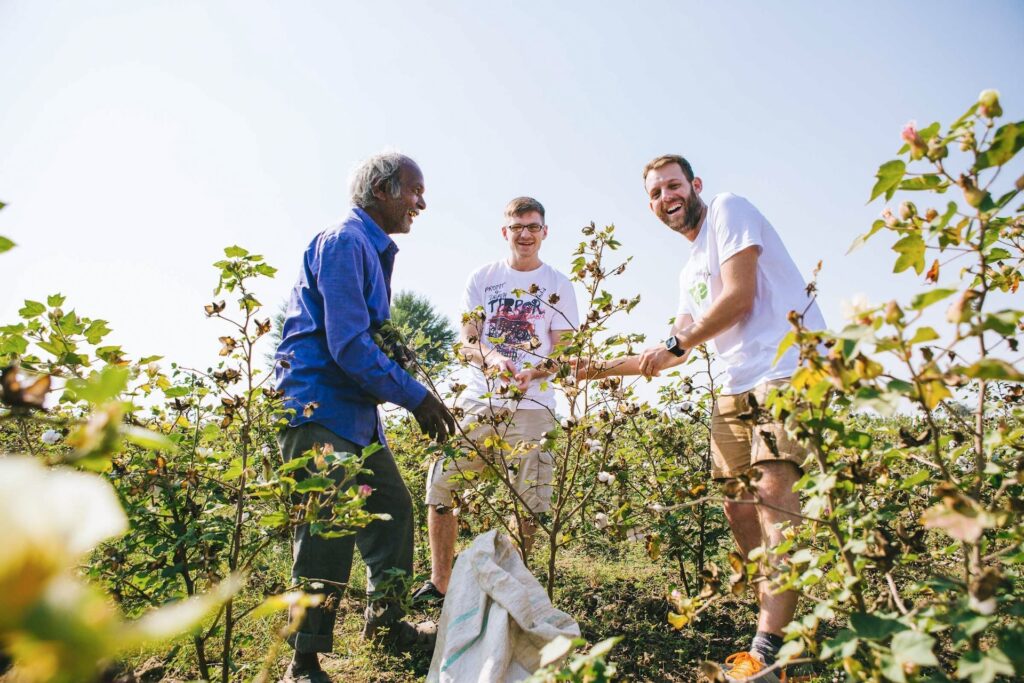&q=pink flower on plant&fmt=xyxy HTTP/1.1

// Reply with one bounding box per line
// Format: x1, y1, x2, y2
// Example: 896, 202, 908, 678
901, 121, 921, 145
901, 120, 927, 159
358, 484, 373, 498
